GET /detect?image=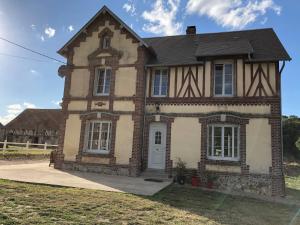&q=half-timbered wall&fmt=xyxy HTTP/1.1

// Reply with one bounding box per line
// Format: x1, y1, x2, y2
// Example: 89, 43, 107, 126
146, 60, 278, 99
